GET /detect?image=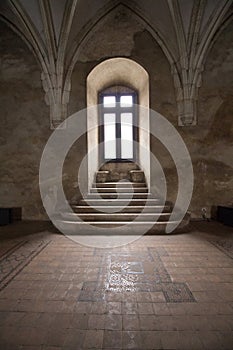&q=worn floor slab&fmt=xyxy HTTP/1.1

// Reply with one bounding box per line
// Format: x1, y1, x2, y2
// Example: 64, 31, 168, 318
0, 221, 233, 349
